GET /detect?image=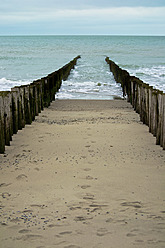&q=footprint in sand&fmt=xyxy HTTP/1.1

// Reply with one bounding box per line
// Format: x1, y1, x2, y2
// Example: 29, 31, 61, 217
17, 234, 42, 241
0, 183, 12, 187
30, 204, 45, 209
74, 216, 93, 222
96, 228, 111, 237
84, 168, 91, 172
126, 233, 137, 237
53, 241, 66, 246
10, 218, 21, 223
64, 245, 81, 248
59, 231, 72, 235
83, 193, 95, 200
121, 201, 142, 209
80, 185, 91, 189
88, 150, 94, 153
16, 174, 28, 181
19, 229, 31, 234
1, 192, 11, 199
126, 229, 140, 238
106, 218, 113, 223
22, 209, 33, 213
85, 175, 93, 180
